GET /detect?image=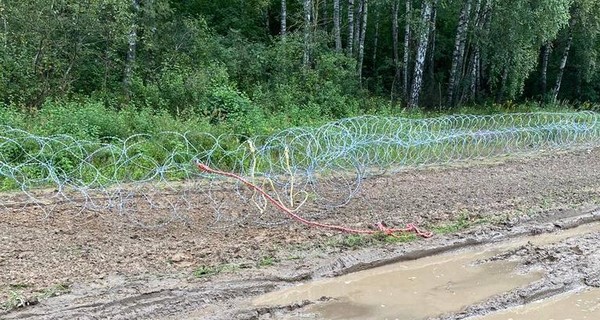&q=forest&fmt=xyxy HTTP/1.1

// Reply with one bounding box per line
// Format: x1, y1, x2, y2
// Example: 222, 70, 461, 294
1, 0, 600, 138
